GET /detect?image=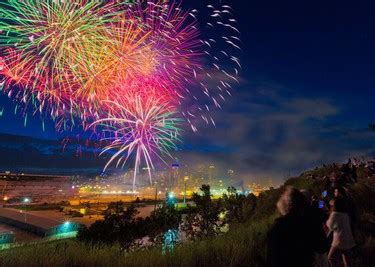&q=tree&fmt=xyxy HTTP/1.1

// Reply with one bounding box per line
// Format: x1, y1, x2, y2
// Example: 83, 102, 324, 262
222, 187, 257, 226
183, 185, 223, 240
148, 205, 182, 245
78, 202, 147, 250
104, 201, 126, 216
